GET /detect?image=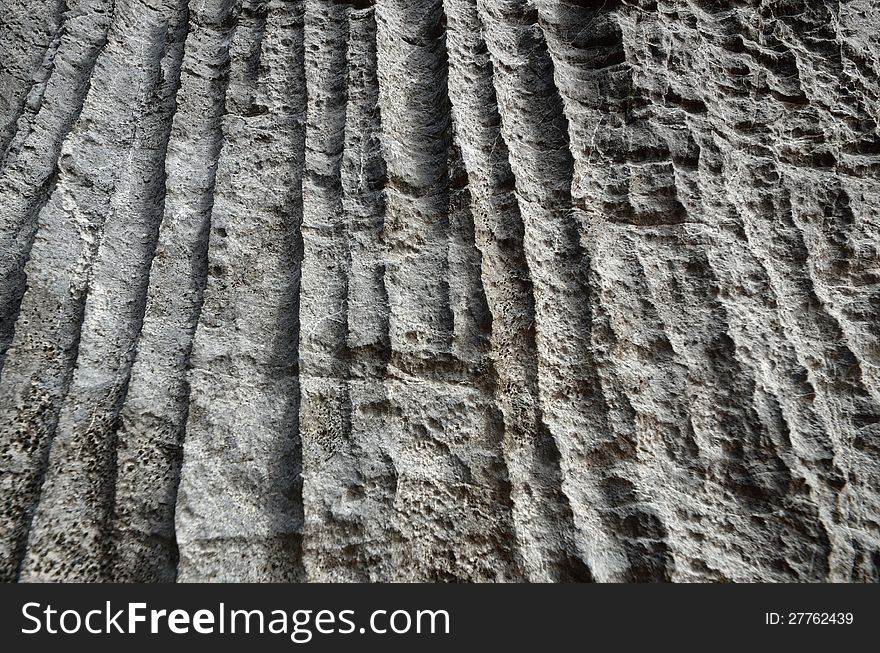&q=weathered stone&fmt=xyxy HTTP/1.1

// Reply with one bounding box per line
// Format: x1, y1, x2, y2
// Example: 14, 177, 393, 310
0, 0, 878, 582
